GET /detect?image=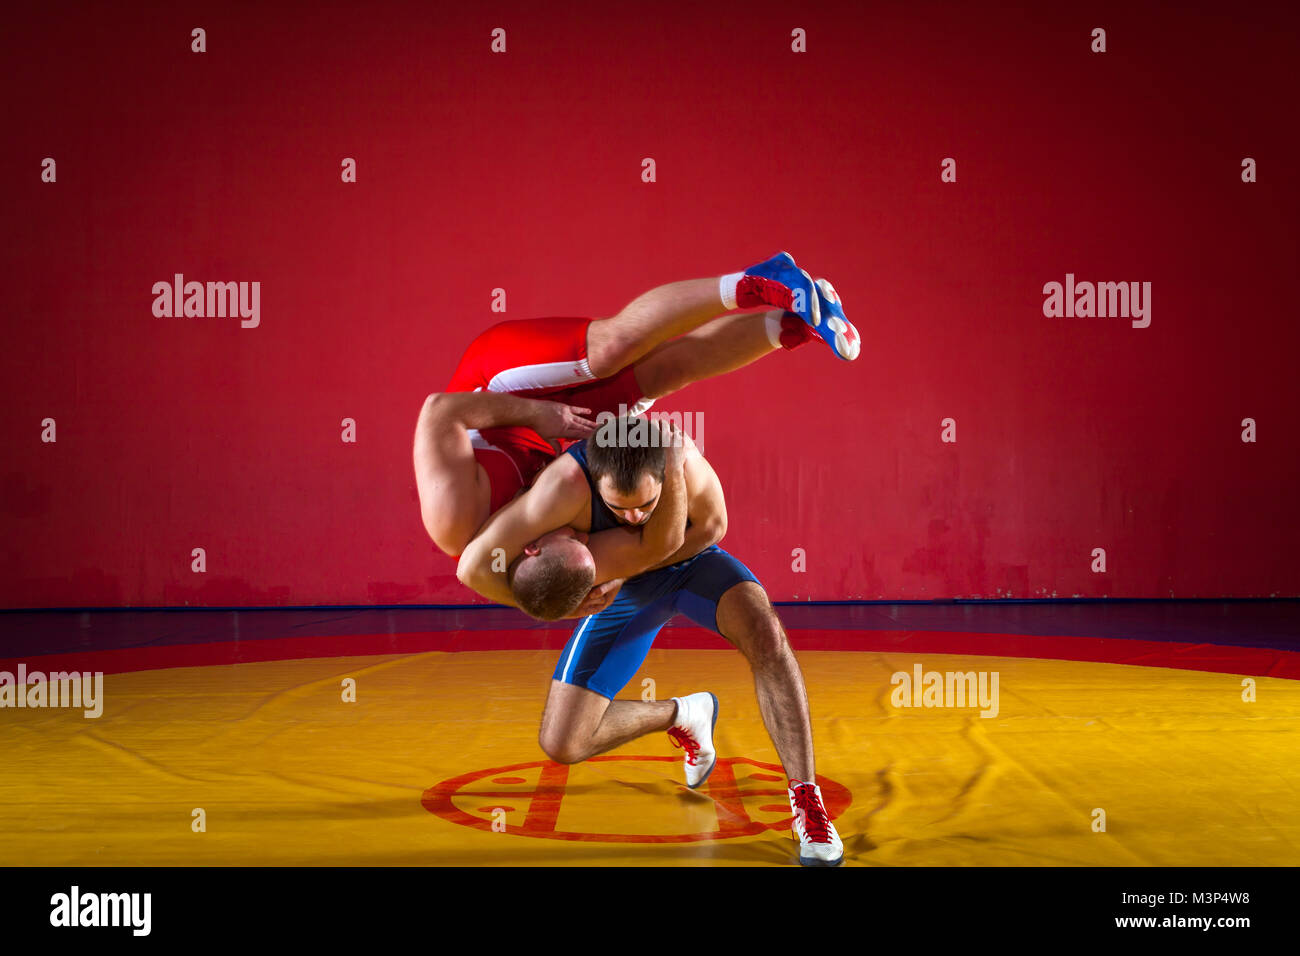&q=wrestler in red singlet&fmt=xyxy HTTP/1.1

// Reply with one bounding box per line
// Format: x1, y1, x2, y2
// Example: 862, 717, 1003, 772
445, 316, 654, 514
